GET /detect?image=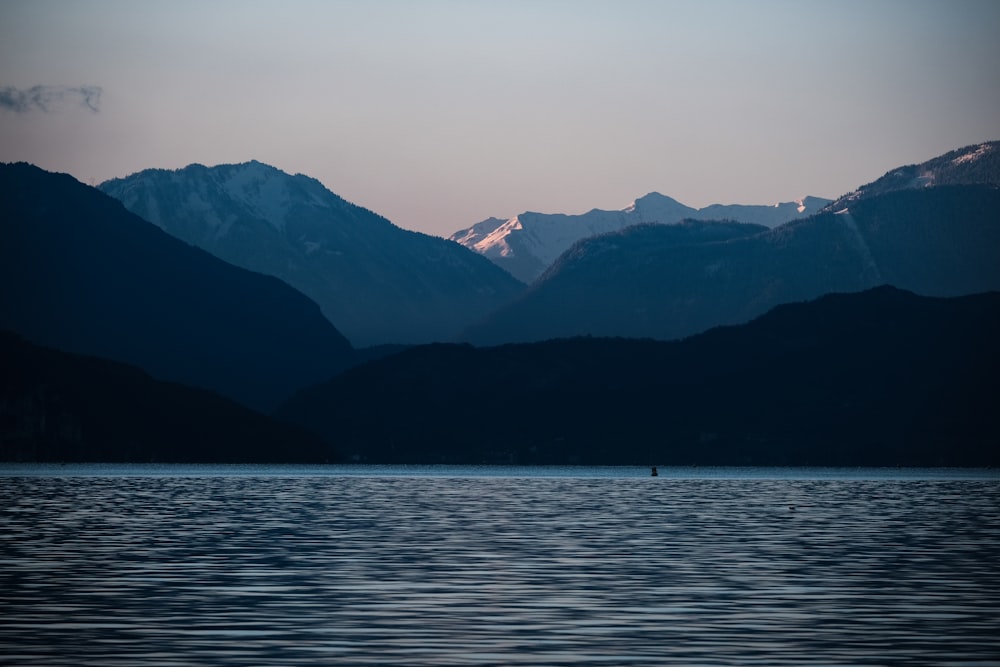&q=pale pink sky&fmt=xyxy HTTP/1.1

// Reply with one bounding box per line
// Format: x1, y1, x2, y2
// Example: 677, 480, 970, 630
2, 0, 999, 237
